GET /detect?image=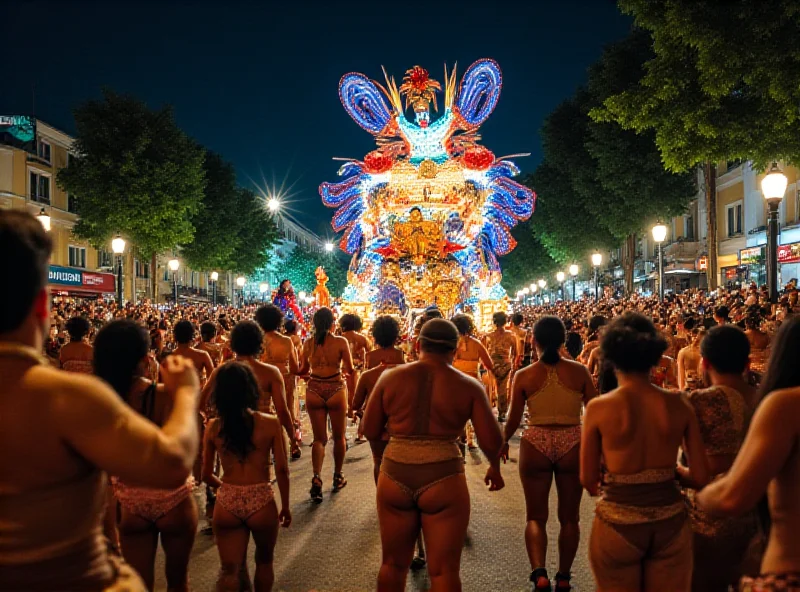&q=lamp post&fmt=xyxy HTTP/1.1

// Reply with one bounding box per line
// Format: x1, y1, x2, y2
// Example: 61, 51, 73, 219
236, 276, 246, 308
210, 271, 219, 306
652, 223, 668, 301
528, 284, 536, 305
168, 259, 180, 305
591, 253, 603, 300
111, 235, 126, 306
556, 271, 565, 300
259, 282, 269, 302
36, 208, 51, 232
761, 162, 788, 303
569, 264, 579, 301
